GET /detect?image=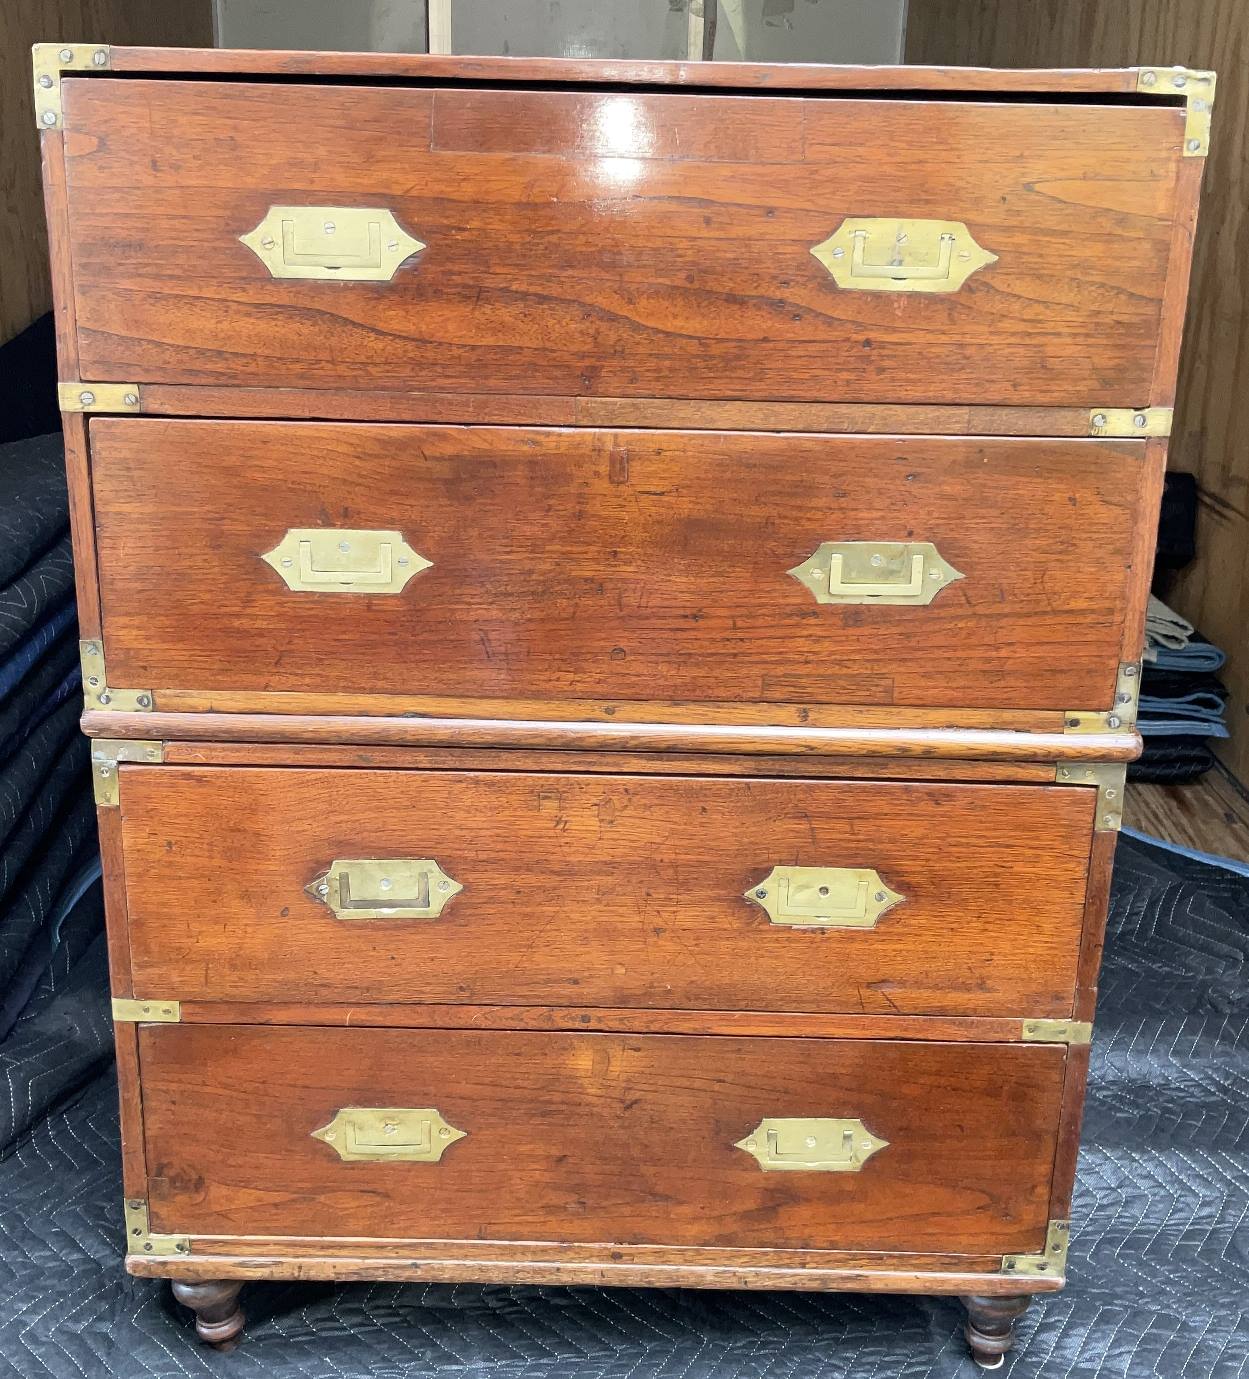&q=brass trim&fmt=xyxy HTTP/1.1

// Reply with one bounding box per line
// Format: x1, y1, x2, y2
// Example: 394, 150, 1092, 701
1136, 67, 1216, 156
58, 382, 141, 414
789, 541, 964, 607
1088, 407, 1172, 438
307, 858, 464, 920
124, 1199, 190, 1256
312, 1107, 467, 1162
735, 1117, 889, 1172
240, 206, 426, 281
33, 43, 110, 129
80, 640, 153, 712
1064, 661, 1141, 736
1055, 761, 1127, 832
112, 998, 180, 1023
811, 218, 997, 293
1002, 1219, 1070, 1278
1021, 1019, 1093, 1045
91, 739, 164, 807
745, 866, 904, 929
261, 528, 432, 594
